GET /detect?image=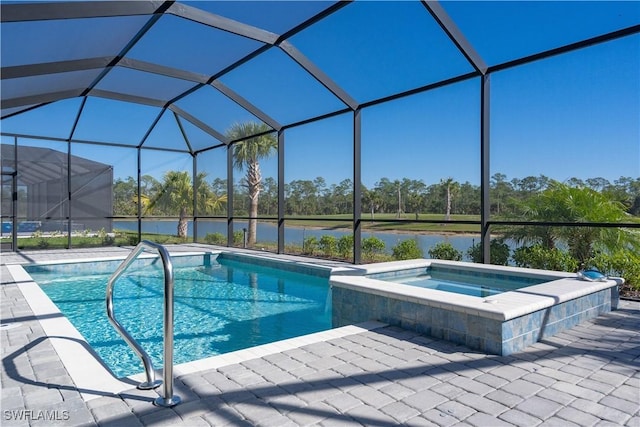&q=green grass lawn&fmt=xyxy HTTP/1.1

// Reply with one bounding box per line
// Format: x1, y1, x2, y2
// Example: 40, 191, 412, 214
284, 213, 481, 234
9, 230, 188, 251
